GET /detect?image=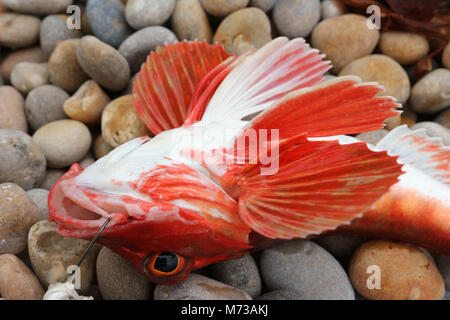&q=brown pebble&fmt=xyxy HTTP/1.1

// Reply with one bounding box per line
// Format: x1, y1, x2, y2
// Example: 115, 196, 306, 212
0, 13, 41, 49
379, 31, 429, 65
93, 135, 114, 159
172, 0, 212, 43
200, 0, 249, 17
0, 86, 27, 132
0, 46, 47, 81
40, 169, 64, 191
